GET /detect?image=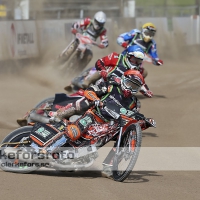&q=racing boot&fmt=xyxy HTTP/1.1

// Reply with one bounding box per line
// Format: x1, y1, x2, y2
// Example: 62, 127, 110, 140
16, 118, 28, 127
16, 111, 31, 126
64, 76, 82, 93
101, 148, 115, 179
64, 84, 73, 93
101, 164, 113, 179
81, 71, 101, 89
